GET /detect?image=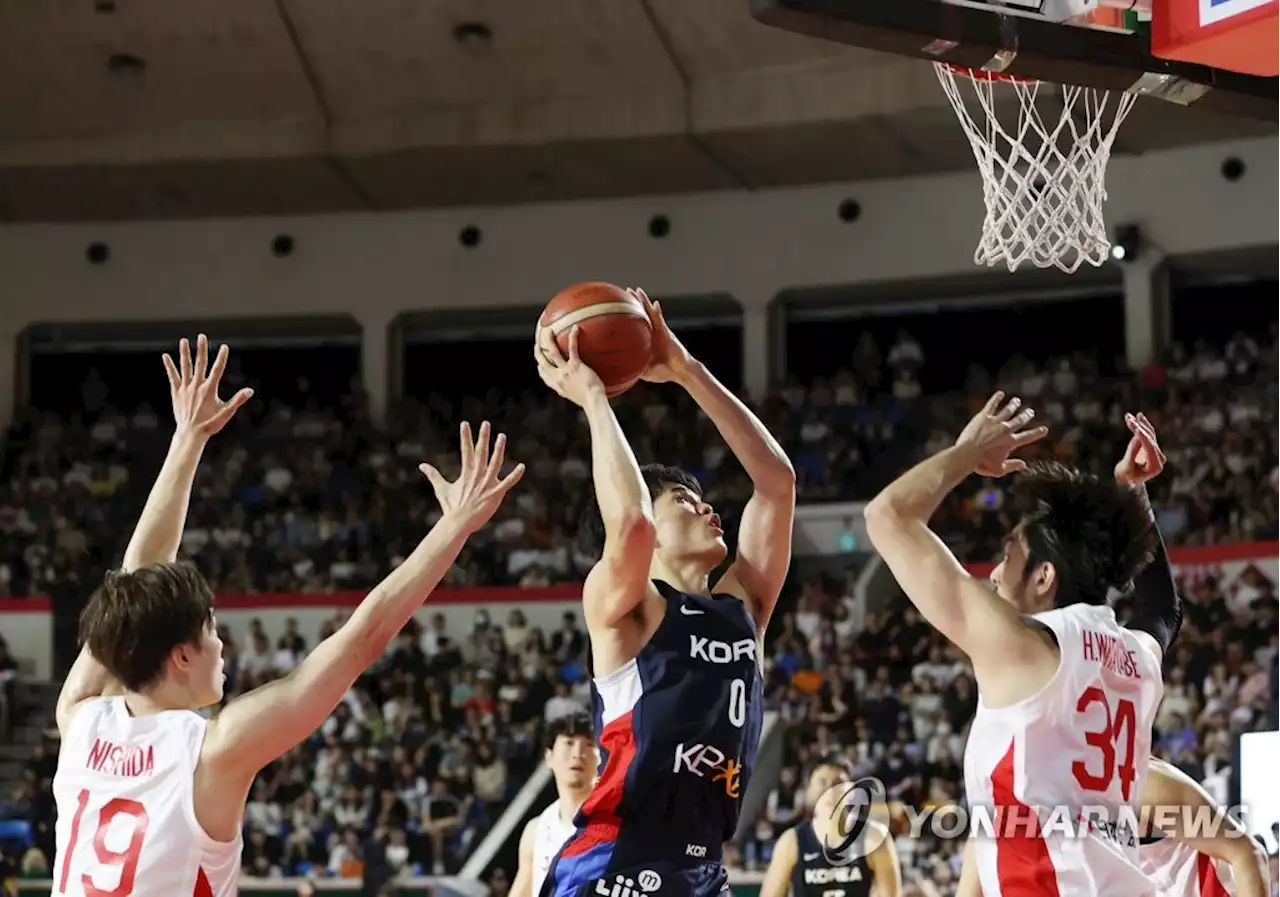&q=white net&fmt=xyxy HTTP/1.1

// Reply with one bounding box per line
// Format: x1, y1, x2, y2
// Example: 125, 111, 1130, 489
935, 63, 1138, 274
